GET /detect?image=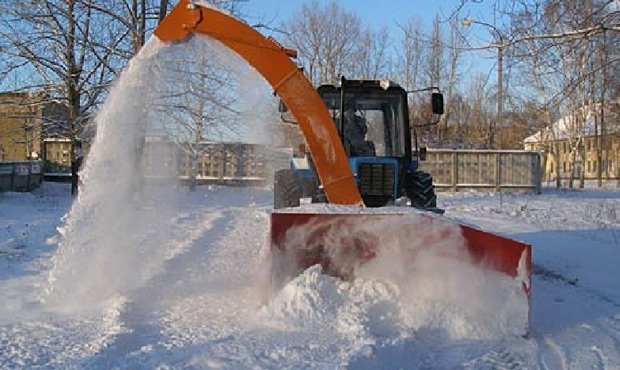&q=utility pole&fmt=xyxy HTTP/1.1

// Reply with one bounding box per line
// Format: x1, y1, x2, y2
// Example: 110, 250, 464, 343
497, 43, 503, 150
462, 17, 505, 149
